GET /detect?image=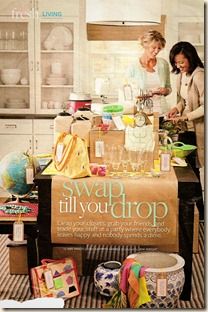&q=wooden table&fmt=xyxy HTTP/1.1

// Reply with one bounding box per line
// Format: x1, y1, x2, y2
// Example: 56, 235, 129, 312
34, 165, 199, 301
